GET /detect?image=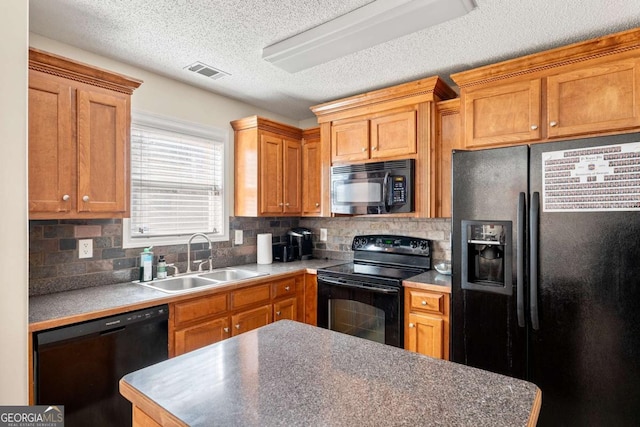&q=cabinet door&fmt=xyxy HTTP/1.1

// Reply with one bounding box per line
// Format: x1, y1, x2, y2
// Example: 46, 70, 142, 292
370, 110, 416, 159
273, 297, 297, 321
331, 120, 369, 162
28, 72, 75, 214
304, 274, 318, 326
407, 312, 444, 359
283, 139, 302, 214
76, 89, 128, 214
259, 134, 284, 214
464, 79, 542, 148
231, 304, 271, 336
547, 58, 640, 138
435, 100, 461, 218
174, 316, 230, 356
302, 139, 322, 215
